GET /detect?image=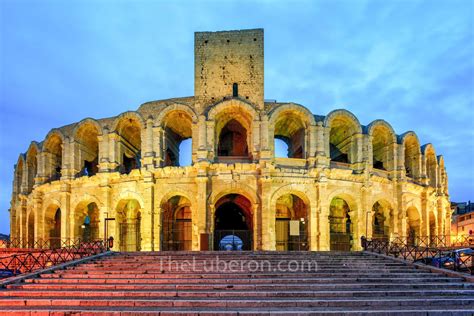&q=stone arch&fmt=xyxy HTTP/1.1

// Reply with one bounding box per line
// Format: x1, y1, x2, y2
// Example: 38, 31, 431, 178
43, 201, 62, 247
438, 155, 448, 193
400, 131, 421, 179
406, 206, 421, 245
372, 199, 394, 239
324, 109, 362, 164
115, 197, 143, 252
14, 154, 25, 195
271, 186, 311, 251
116, 190, 145, 209
268, 103, 315, 159
43, 129, 65, 181
367, 120, 396, 171
155, 103, 198, 124
25, 142, 39, 193
213, 193, 254, 250
209, 183, 259, 207
207, 99, 258, 160
157, 106, 195, 167
160, 194, 192, 251
27, 209, 35, 248
73, 200, 101, 241
74, 119, 102, 177
422, 144, 438, 188
112, 112, 144, 174
327, 192, 358, 251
